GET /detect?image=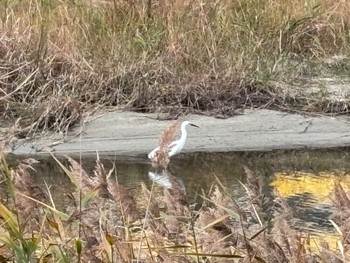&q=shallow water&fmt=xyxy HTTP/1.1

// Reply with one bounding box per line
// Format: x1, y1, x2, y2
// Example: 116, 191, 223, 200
6, 148, 350, 241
